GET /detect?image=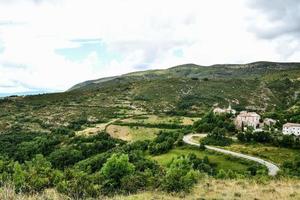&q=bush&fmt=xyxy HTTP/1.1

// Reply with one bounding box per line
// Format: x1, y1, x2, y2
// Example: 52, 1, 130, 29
120, 172, 147, 193
282, 156, 300, 176
12, 162, 26, 192
100, 154, 135, 194
245, 163, 267, 176
23, 154, 55, 192
161, 156, 200, 192
187, 153, 215, 175
56, 168, 100, 198
199, 142, 206, 151
201, 127, 233, 146
193, 112, 236, 133
148, 131, 181, 155
49, 148, 83, 169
